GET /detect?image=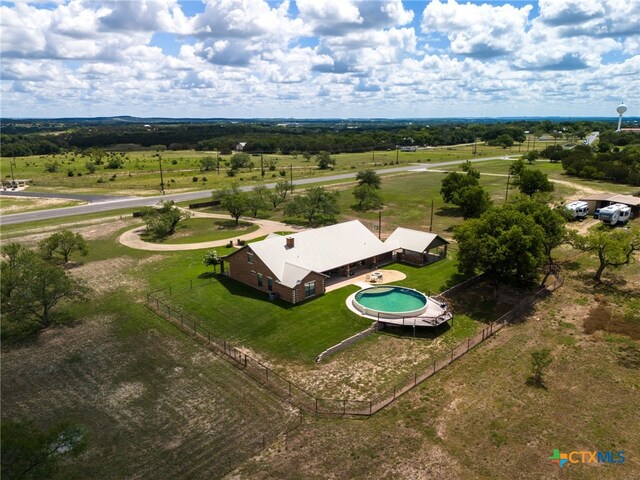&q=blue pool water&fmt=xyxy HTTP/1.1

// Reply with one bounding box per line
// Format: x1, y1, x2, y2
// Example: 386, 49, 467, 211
354, 286, 427, 314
